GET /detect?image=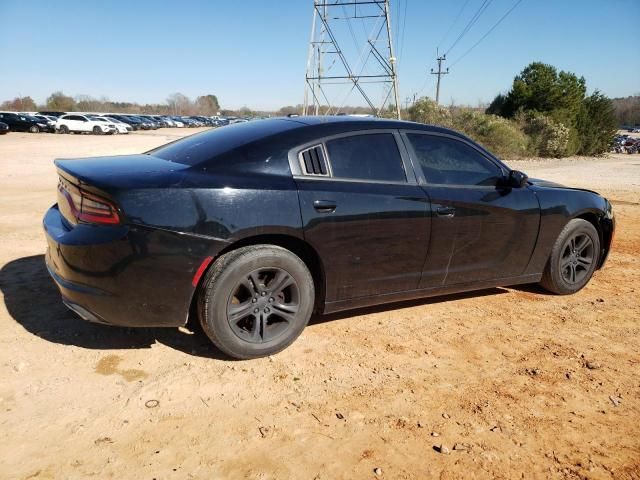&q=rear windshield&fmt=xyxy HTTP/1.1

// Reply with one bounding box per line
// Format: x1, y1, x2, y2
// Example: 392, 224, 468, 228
148, 119, 300, 166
